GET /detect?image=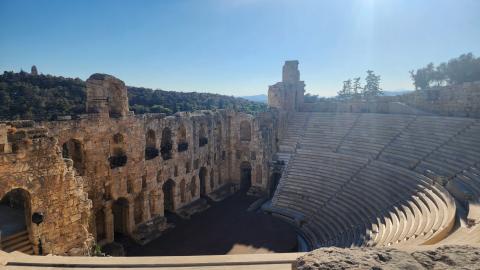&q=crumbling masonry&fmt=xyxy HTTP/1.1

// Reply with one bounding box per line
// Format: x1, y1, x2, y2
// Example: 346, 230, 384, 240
0, 72, 287, 255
